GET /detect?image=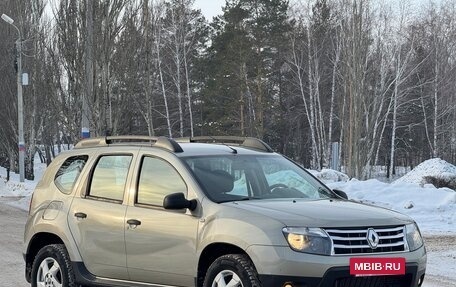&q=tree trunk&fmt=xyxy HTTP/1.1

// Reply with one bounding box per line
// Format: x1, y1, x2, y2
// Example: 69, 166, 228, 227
306, 26, 319, 169
83, 0, 93, 139
433, 59, 439, 158
176, 55, 184, 137
143, 0, 155, 137
242, 62, 255, 135
327, 38, 341, 168
419, 84, 433, 155
156, 26, 172, 137
389, 54, 400, 178
183, 49, 194, 137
